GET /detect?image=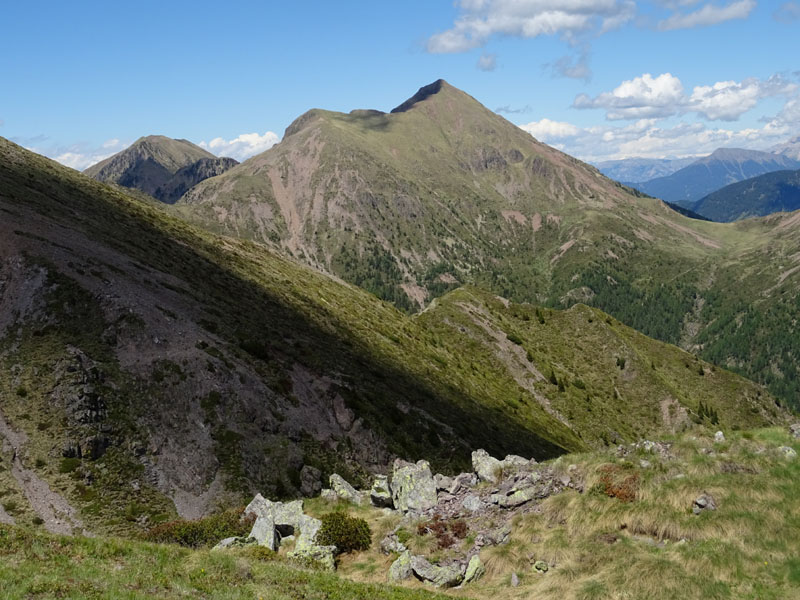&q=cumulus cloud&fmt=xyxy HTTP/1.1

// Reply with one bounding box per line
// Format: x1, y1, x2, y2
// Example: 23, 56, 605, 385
519, 118, 581, 141
22, 138, 129, 171
573, 73, 685, 120
689, 76, 797, 120
657, 0, 755, 30
426, 0, 636, 53
574, 72, 797, 121
517, 92, 800, 161
477, 52, 497, 71
774, 1, 800, 22
199, 131, 279, 161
